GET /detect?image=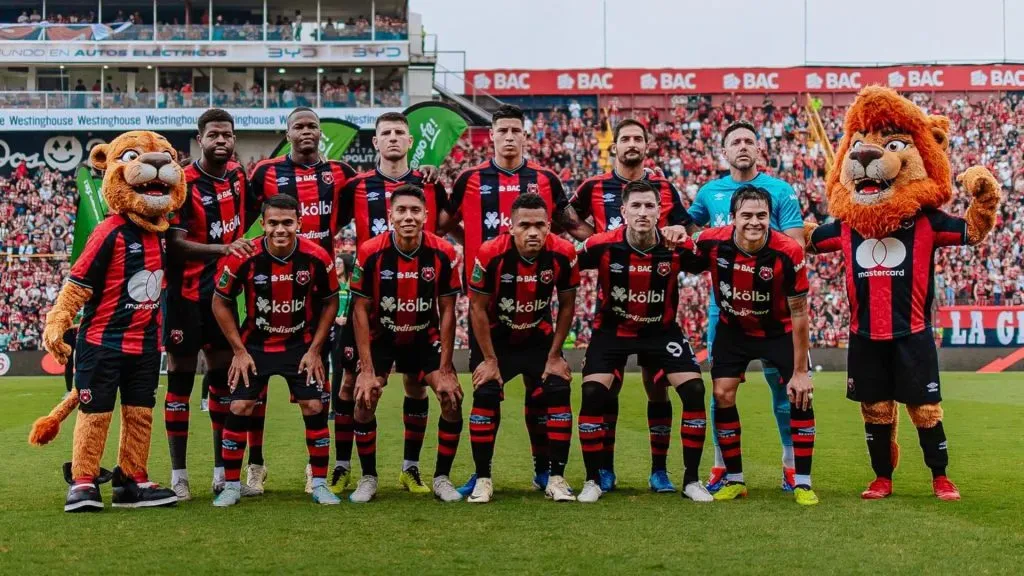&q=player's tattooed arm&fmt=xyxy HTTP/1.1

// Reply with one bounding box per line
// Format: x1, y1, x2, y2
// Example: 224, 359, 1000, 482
787, 294, 813, 410
555, 206, 595, 241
